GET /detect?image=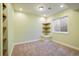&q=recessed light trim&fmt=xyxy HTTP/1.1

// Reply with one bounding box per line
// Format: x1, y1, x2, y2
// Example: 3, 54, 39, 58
60, 5, 64, 8
39, 6, 44, 11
